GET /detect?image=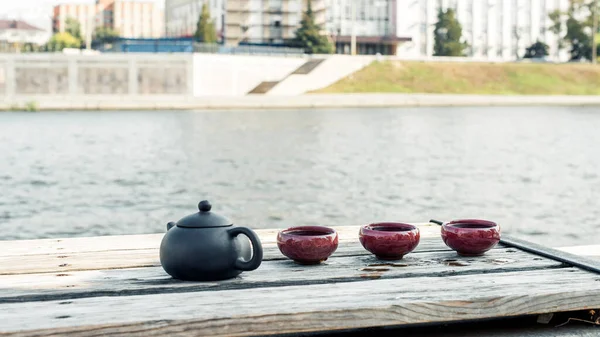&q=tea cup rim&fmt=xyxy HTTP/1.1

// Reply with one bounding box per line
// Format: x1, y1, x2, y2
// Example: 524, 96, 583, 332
278, 225, 337, 238
361, 222, 419, 234
443, 219, 499, 230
